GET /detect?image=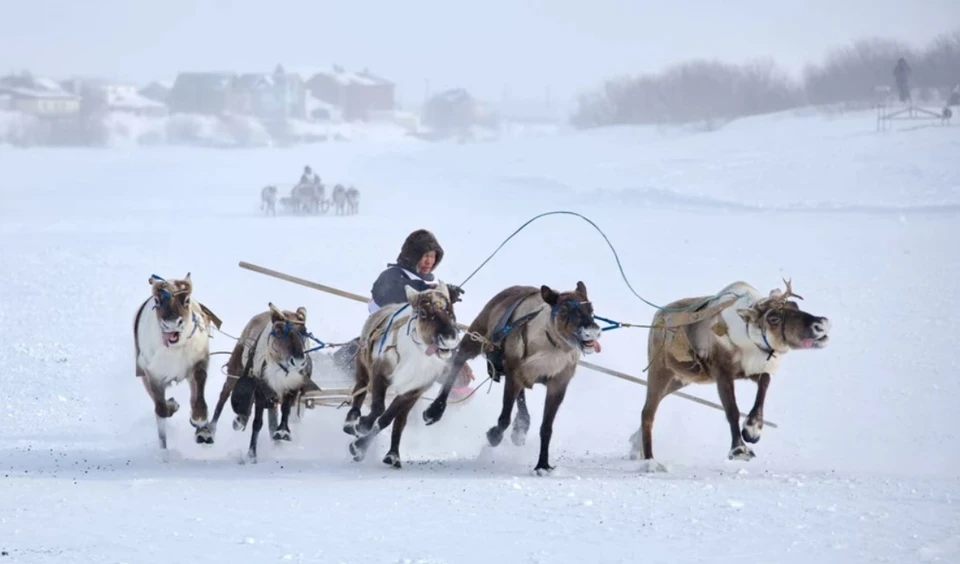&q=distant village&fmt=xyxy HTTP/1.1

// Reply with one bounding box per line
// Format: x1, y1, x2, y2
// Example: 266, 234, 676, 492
0, 64, 556, 147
